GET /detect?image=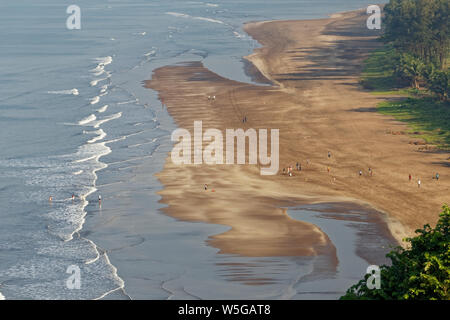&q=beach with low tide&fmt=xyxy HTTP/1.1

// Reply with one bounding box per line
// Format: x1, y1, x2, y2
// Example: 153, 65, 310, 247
144, 8, 449, 296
